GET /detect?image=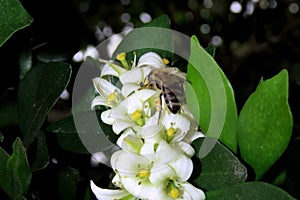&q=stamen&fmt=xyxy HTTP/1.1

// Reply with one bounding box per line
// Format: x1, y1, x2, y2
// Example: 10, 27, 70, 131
138, 169, 150, 178
116, 52, 130, 69
162, 58, 169, 65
